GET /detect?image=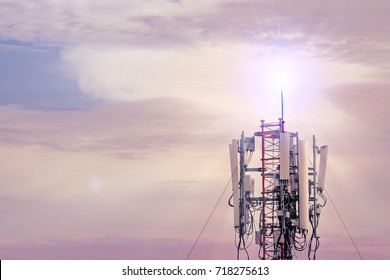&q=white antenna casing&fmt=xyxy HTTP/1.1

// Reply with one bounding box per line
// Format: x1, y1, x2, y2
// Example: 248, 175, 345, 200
280, 132, 290, 180
298, 139, 310, 230
318, 145, 328, 190
229, 140, 240, 228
